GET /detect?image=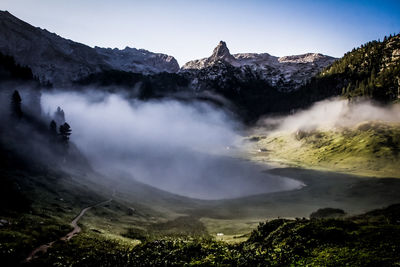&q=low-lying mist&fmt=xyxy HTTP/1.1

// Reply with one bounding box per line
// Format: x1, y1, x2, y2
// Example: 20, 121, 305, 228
257, 98, 400, 133
41, 90, 302, 199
